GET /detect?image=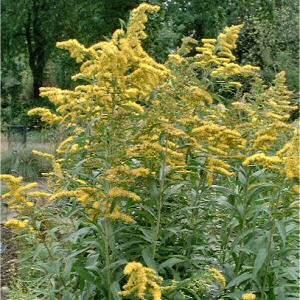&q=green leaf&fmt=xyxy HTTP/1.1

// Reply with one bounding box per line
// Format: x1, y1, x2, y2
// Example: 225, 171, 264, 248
275, 220, 286, 247
237, 169, 247, 185
226, 272, 253, 288
64, 227, 90, 243
252, 248, 268, 277
159, 257, 186, 271
164, 183, 185, 200
248, 184, 275, 202
62, 291, 73, 300
85, 117, 101, 138
212, 185, 235, 195
142, 248, 158, 271
111, 281, 122, 300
